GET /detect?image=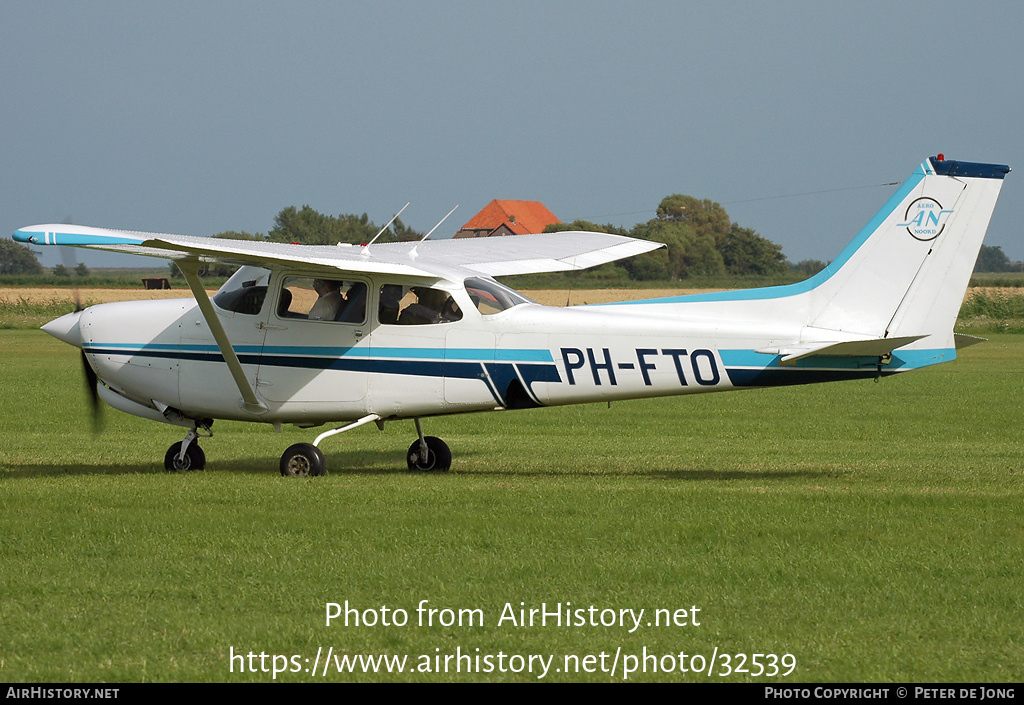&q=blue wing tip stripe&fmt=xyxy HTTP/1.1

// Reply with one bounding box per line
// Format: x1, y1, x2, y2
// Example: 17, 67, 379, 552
14, 229, 145, 246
